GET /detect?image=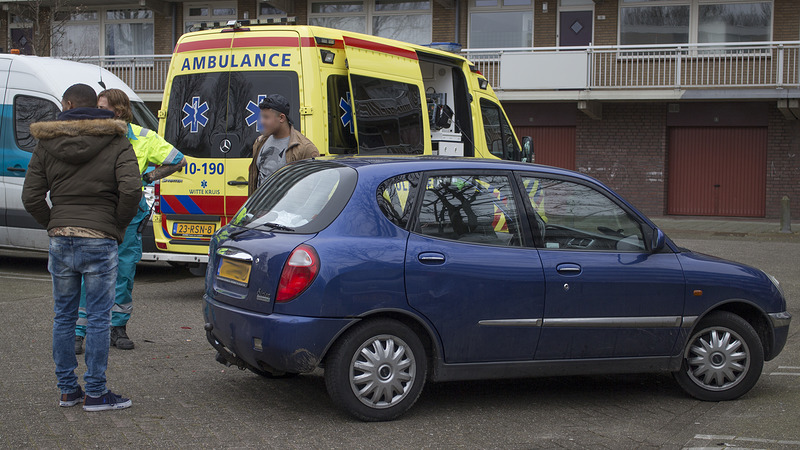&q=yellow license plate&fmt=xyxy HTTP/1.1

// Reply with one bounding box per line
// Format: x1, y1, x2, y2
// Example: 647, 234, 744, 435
217, 257, 252, 287
172, 222, 216, 237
